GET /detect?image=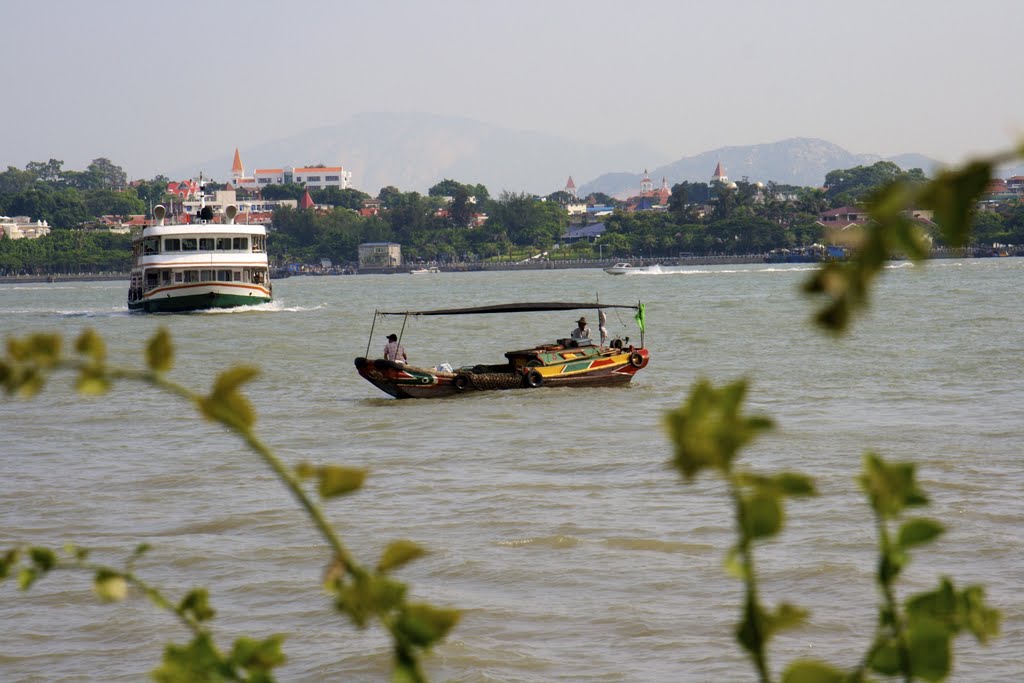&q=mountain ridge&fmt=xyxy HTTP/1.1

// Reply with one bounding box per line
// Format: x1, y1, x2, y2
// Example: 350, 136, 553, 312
178, 112, 1019, 197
